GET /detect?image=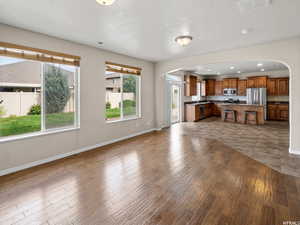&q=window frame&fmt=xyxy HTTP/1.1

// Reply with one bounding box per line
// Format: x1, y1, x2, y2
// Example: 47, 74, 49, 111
0, 59, 80, 143
105, 73, 141, 123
